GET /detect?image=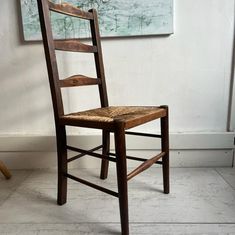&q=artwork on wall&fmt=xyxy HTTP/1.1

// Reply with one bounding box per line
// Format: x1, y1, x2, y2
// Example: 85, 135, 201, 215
20, 0, 173, 41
